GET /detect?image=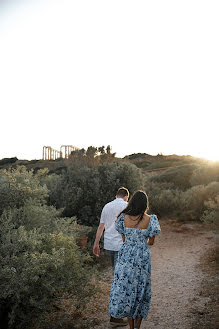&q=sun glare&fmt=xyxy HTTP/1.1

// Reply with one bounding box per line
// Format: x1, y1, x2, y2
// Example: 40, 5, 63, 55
201, 153, 219, 162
